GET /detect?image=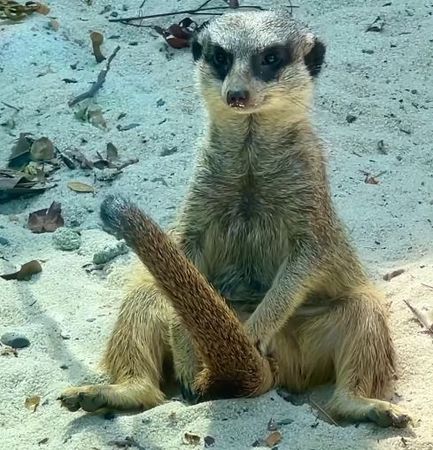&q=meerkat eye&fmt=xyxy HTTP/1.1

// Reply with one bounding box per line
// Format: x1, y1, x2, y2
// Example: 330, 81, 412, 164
262, 53, 280, 65
213, 47, 228, 66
